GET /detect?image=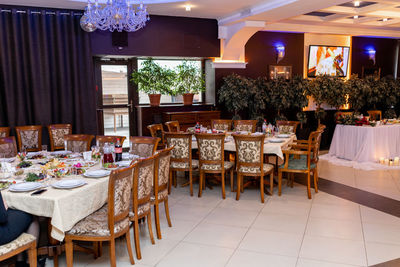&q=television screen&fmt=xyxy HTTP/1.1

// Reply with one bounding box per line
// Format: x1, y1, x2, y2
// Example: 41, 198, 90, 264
307, 45, 350, 77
